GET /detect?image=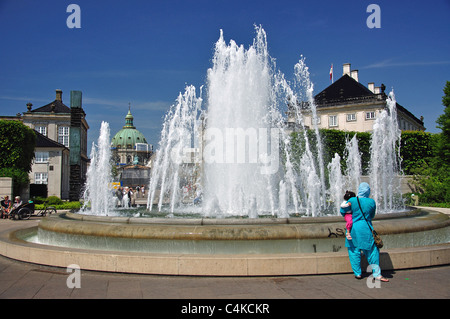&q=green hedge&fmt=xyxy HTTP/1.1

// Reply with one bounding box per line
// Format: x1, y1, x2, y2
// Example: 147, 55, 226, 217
31, 195, 82, 210
400, 131, 434, 175
291, 129, 372, 175
290, 129, 448, 205
34, 201, 82, 210
291, 129, 433, 176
